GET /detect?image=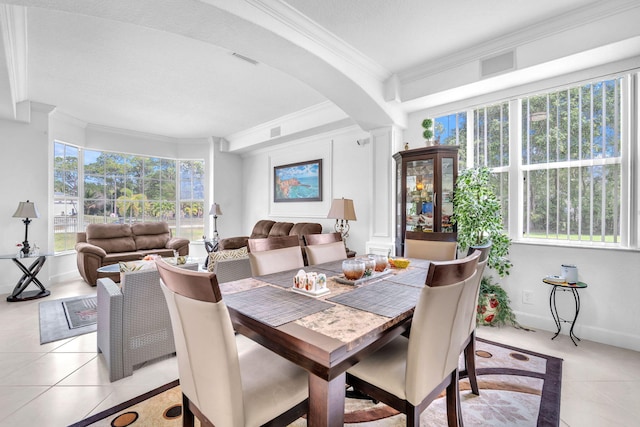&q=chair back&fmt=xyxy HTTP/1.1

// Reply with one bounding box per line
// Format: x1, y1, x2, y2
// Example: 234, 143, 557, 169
154, 259, 246, 426
303, 232, 342, 246
404, 239, 457, 261
249, 245, 304, 276
405, 251, 480, 405
305, 241, 347, 265
248, 235, 300, 252
425, 250, 480, 287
